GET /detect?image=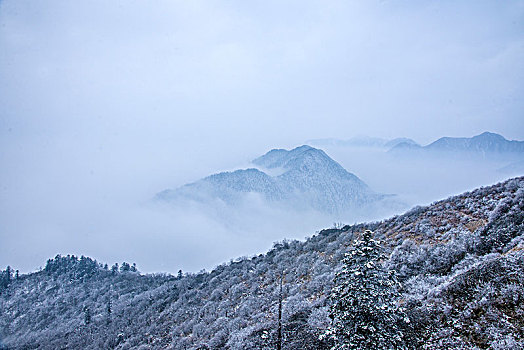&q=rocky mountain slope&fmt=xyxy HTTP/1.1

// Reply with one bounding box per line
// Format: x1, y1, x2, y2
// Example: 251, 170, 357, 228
1, 177, 523, 349
158, 145, 390, 216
